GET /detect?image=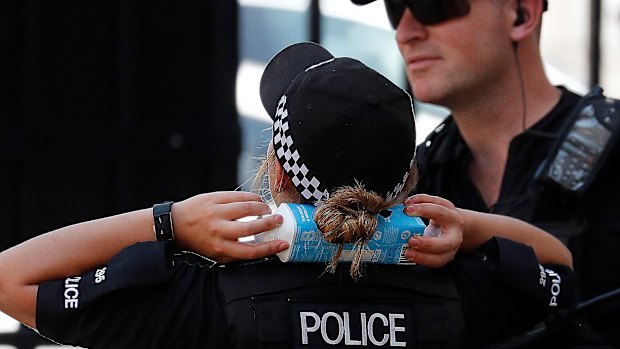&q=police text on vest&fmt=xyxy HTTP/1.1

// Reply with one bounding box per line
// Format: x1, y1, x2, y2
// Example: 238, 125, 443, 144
299, 311, 406, 347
